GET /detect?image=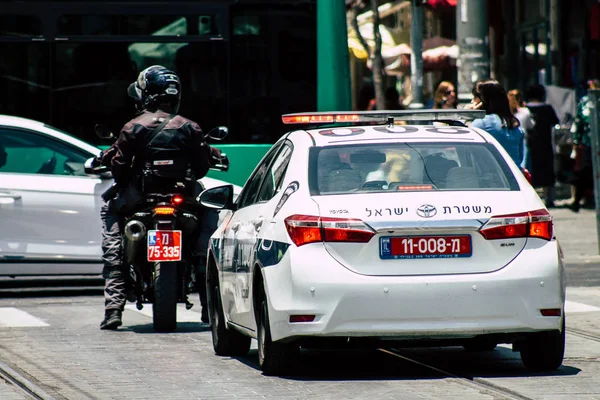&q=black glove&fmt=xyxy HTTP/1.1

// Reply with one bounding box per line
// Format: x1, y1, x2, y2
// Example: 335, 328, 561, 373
101, 183, 119, 202
91, 154, 103, 168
